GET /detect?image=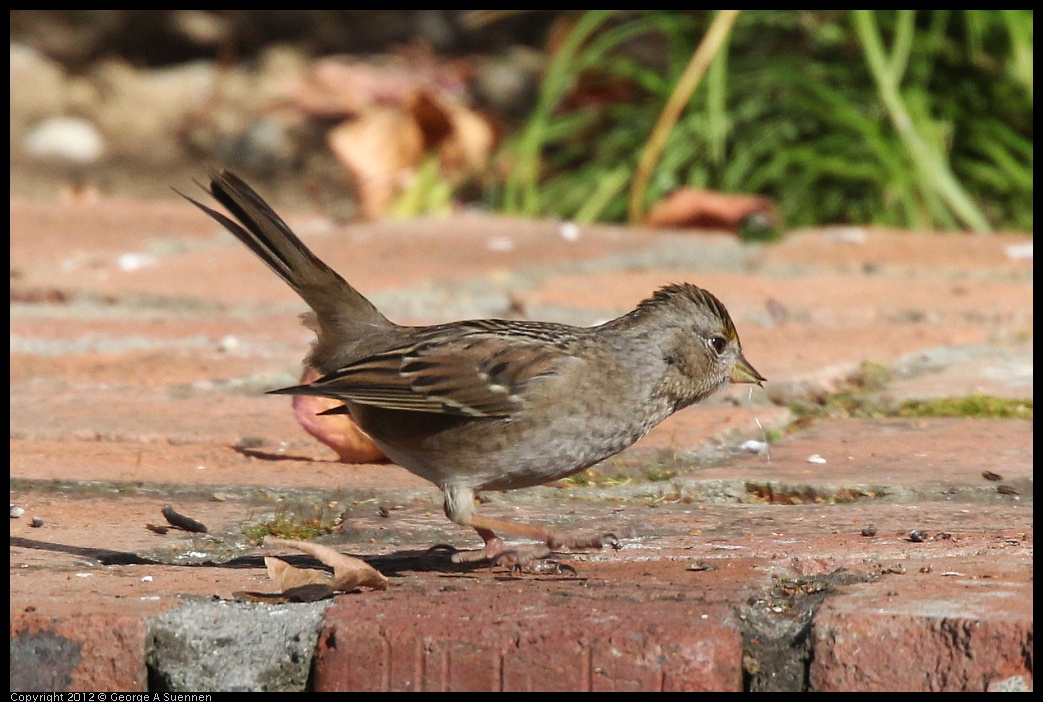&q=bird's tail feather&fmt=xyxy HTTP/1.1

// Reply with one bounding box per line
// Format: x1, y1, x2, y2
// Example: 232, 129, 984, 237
180, 170, 389, 332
